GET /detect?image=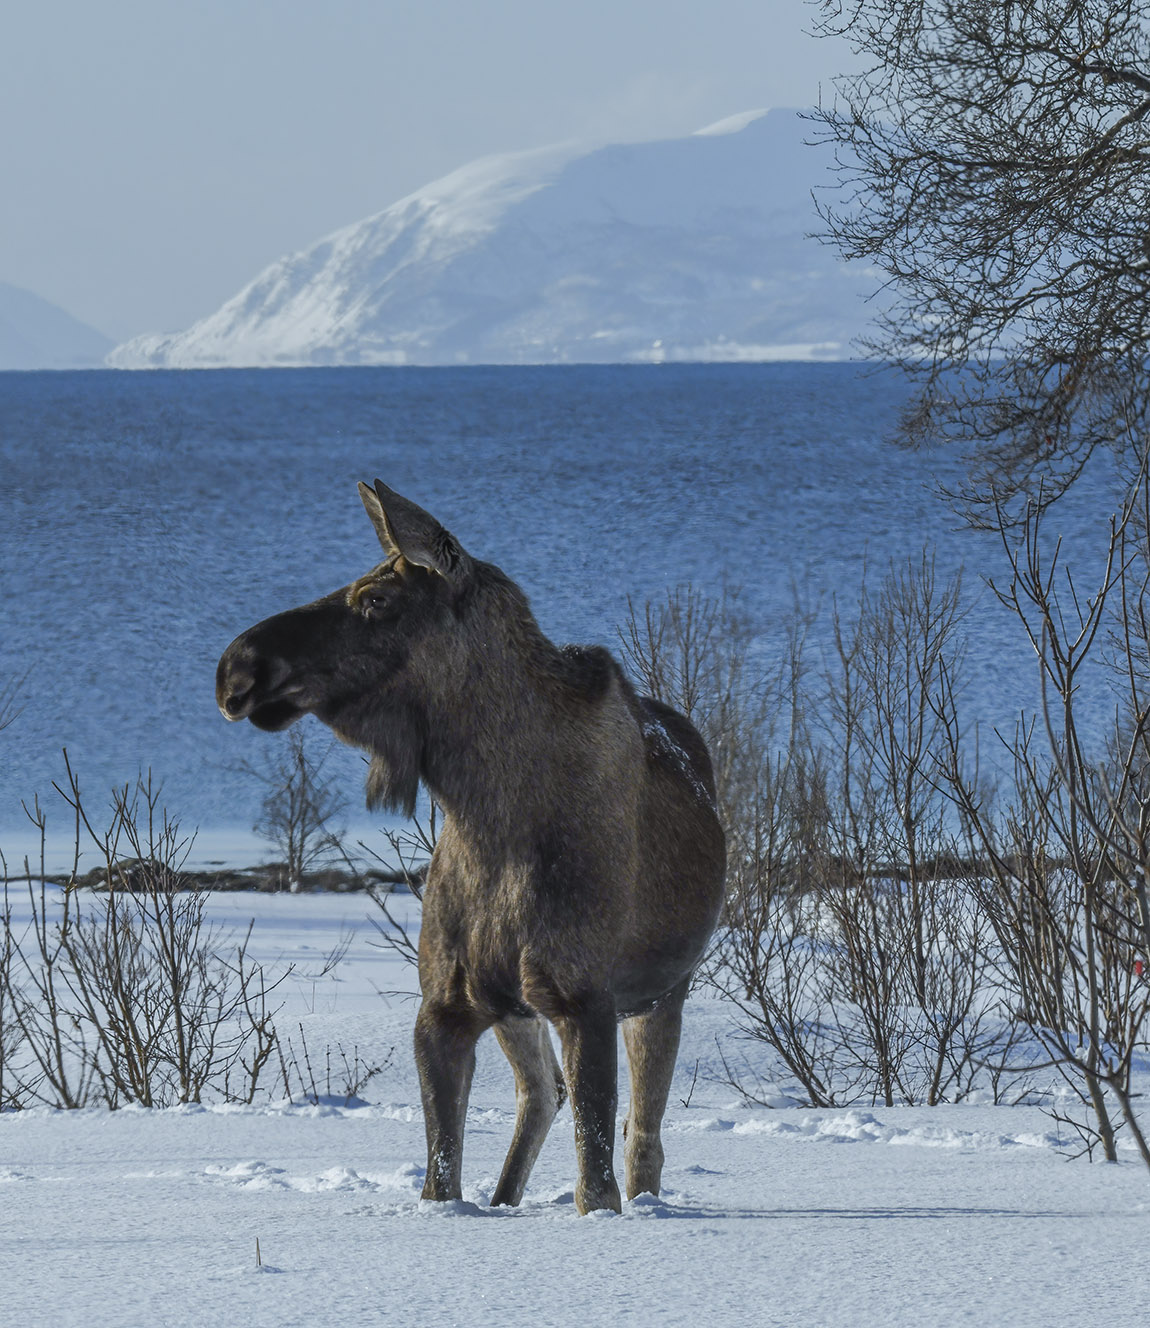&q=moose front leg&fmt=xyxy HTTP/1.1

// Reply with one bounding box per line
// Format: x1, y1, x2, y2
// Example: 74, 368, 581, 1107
413, 1001, 487, 1202
554, 996, 621, 1215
